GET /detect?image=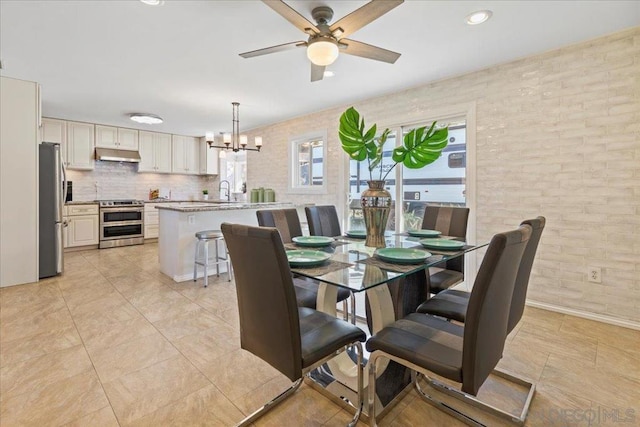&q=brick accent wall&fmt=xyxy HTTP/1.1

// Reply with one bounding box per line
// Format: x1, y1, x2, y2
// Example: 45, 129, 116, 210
247, 28, 640, 324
